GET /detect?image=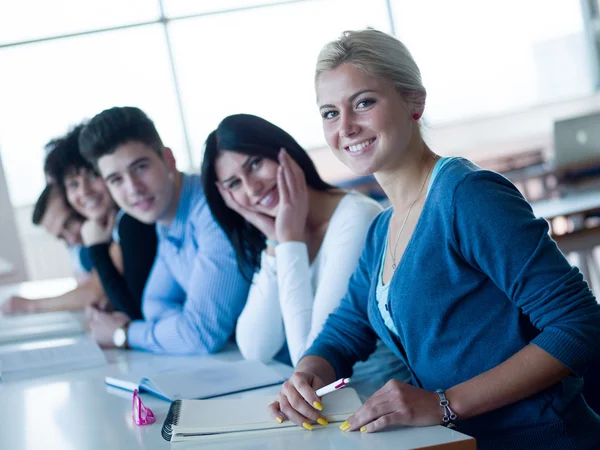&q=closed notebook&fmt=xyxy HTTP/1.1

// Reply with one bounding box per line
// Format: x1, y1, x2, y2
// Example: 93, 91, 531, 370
0, 311, 82, 345
0, 335, 106, 381
162, 387, 363, 442
105, 359, 287, 402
